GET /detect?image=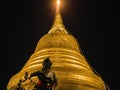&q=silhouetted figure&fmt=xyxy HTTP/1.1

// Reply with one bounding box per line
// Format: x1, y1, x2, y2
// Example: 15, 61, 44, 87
16, 80, 24, 90
24, 72, 29, 80
30, 58, 57, 90
22, 72, 30, 82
